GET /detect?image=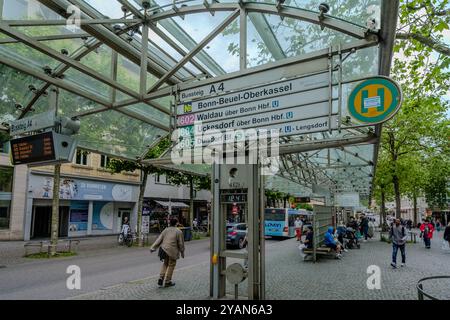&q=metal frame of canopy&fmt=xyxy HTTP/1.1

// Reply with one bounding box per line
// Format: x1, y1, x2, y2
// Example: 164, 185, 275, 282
0, 0, 399, 197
